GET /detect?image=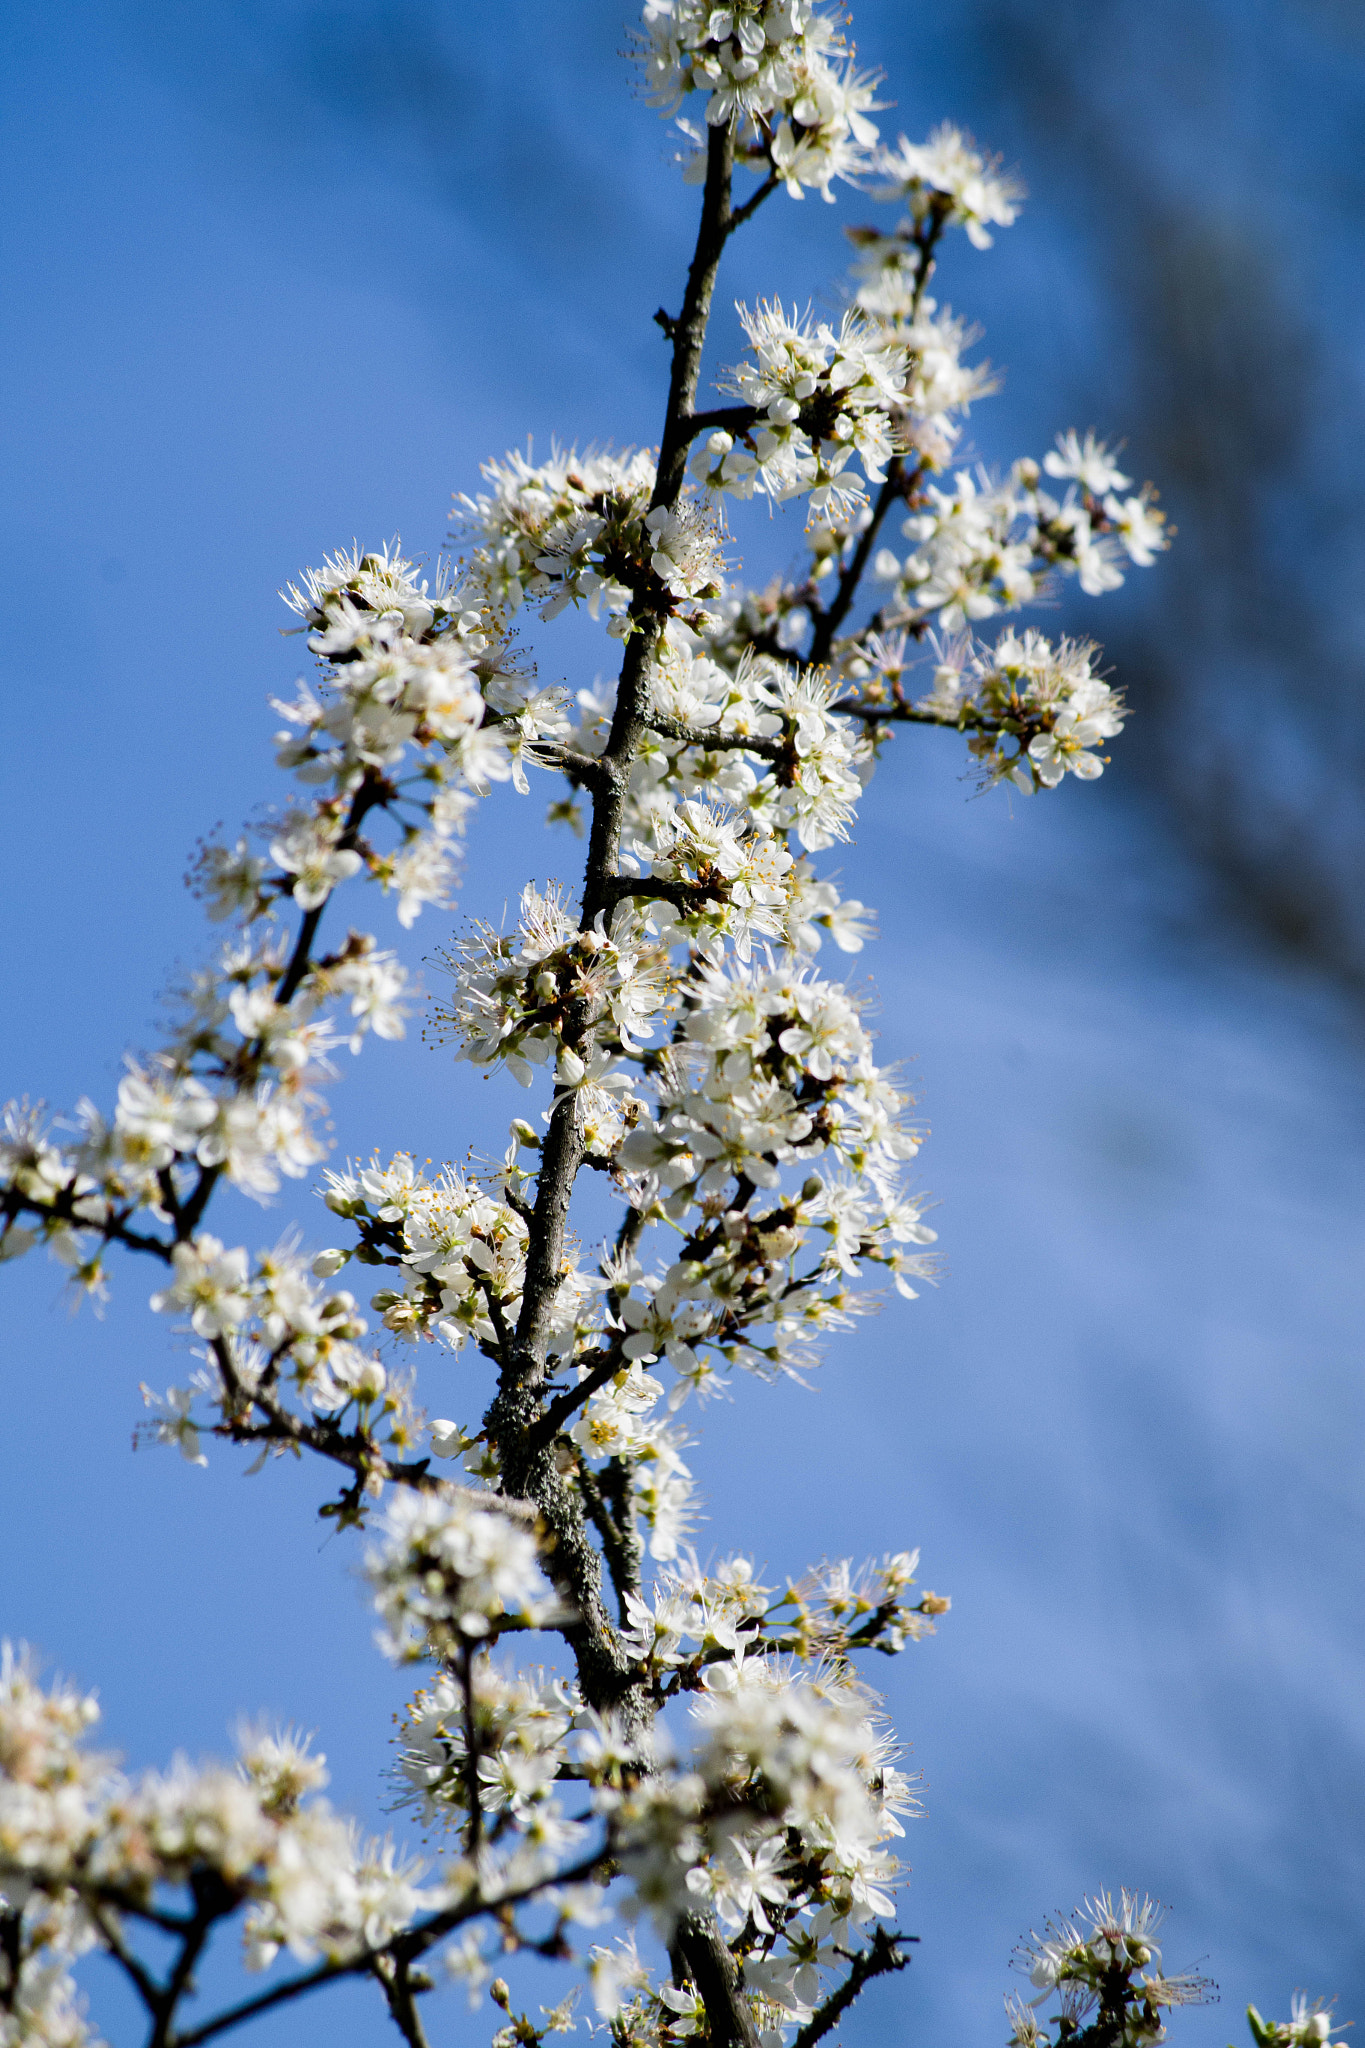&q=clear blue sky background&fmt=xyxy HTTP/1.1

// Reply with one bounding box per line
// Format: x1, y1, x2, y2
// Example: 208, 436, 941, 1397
4, 5, 1365, 2047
